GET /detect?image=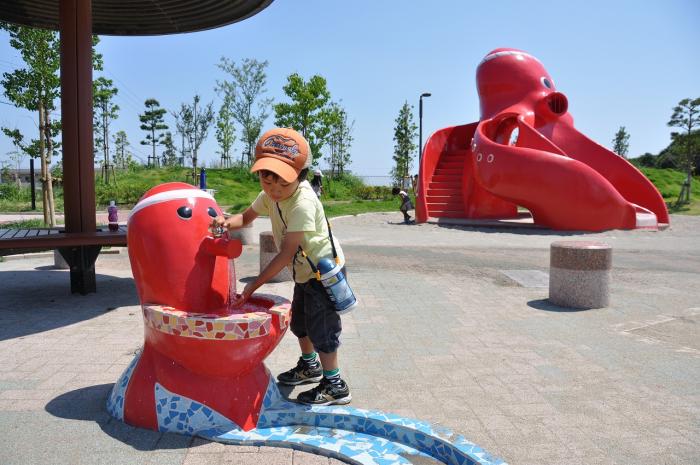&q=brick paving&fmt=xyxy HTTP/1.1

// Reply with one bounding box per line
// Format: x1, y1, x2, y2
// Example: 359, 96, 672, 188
1, 212, 699, 465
